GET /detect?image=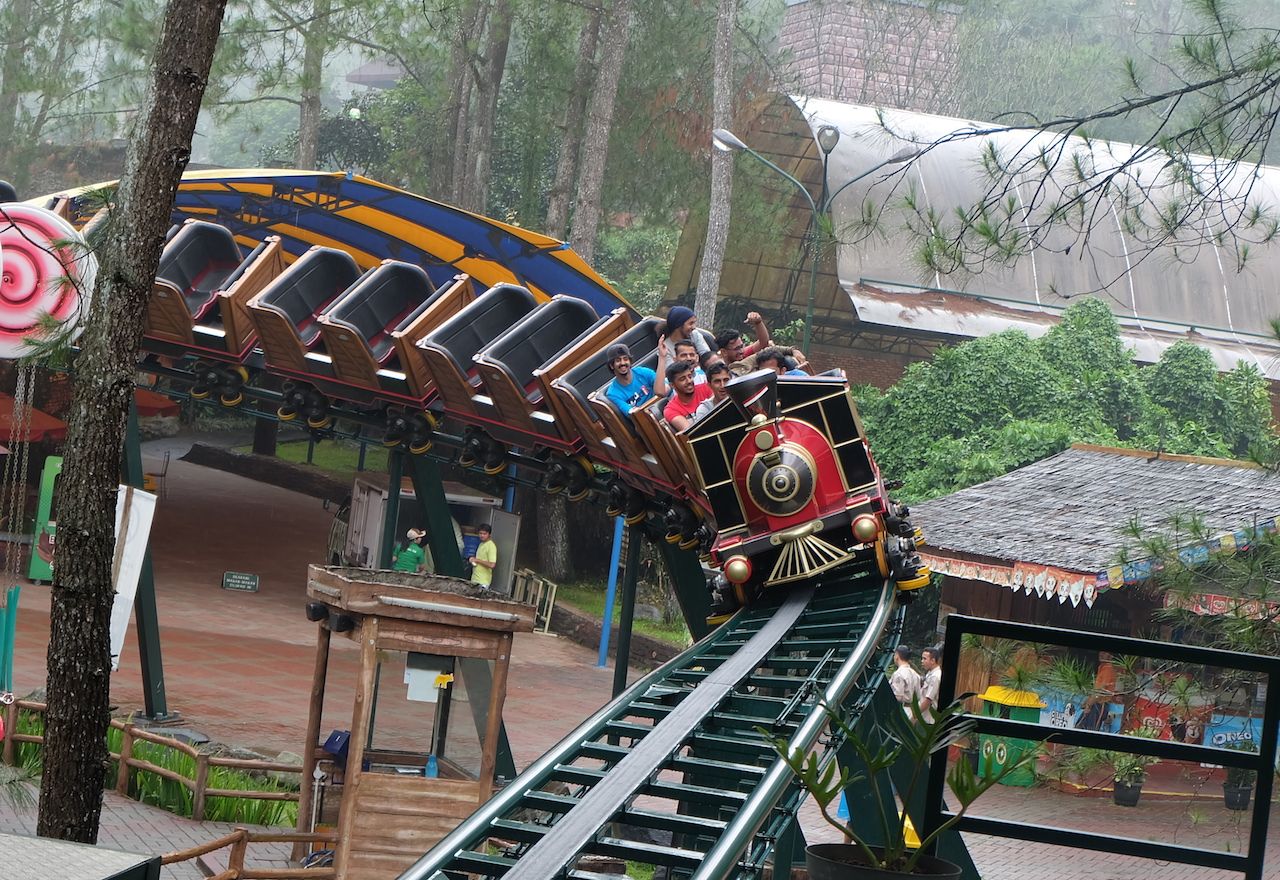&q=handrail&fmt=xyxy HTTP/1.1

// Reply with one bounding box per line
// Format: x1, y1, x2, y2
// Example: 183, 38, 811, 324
926, 615, 1280, 880
161, 826, 338, 880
